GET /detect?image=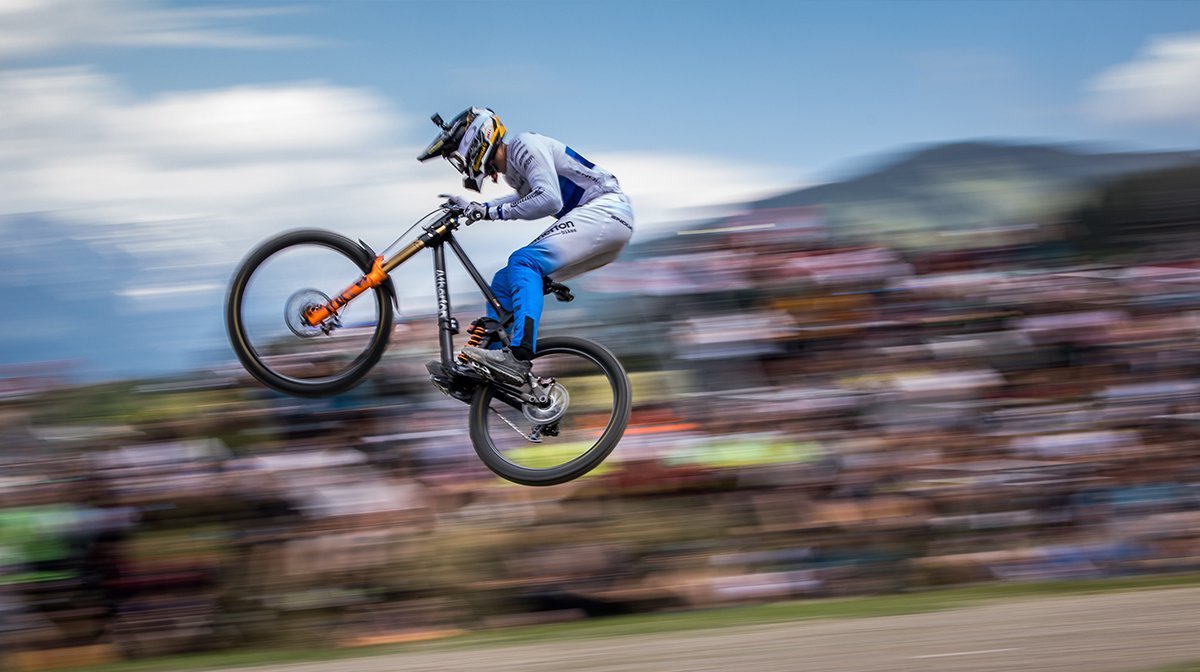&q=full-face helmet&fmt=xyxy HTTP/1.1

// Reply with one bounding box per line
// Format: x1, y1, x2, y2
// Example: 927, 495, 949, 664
417, 107, 506, 192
